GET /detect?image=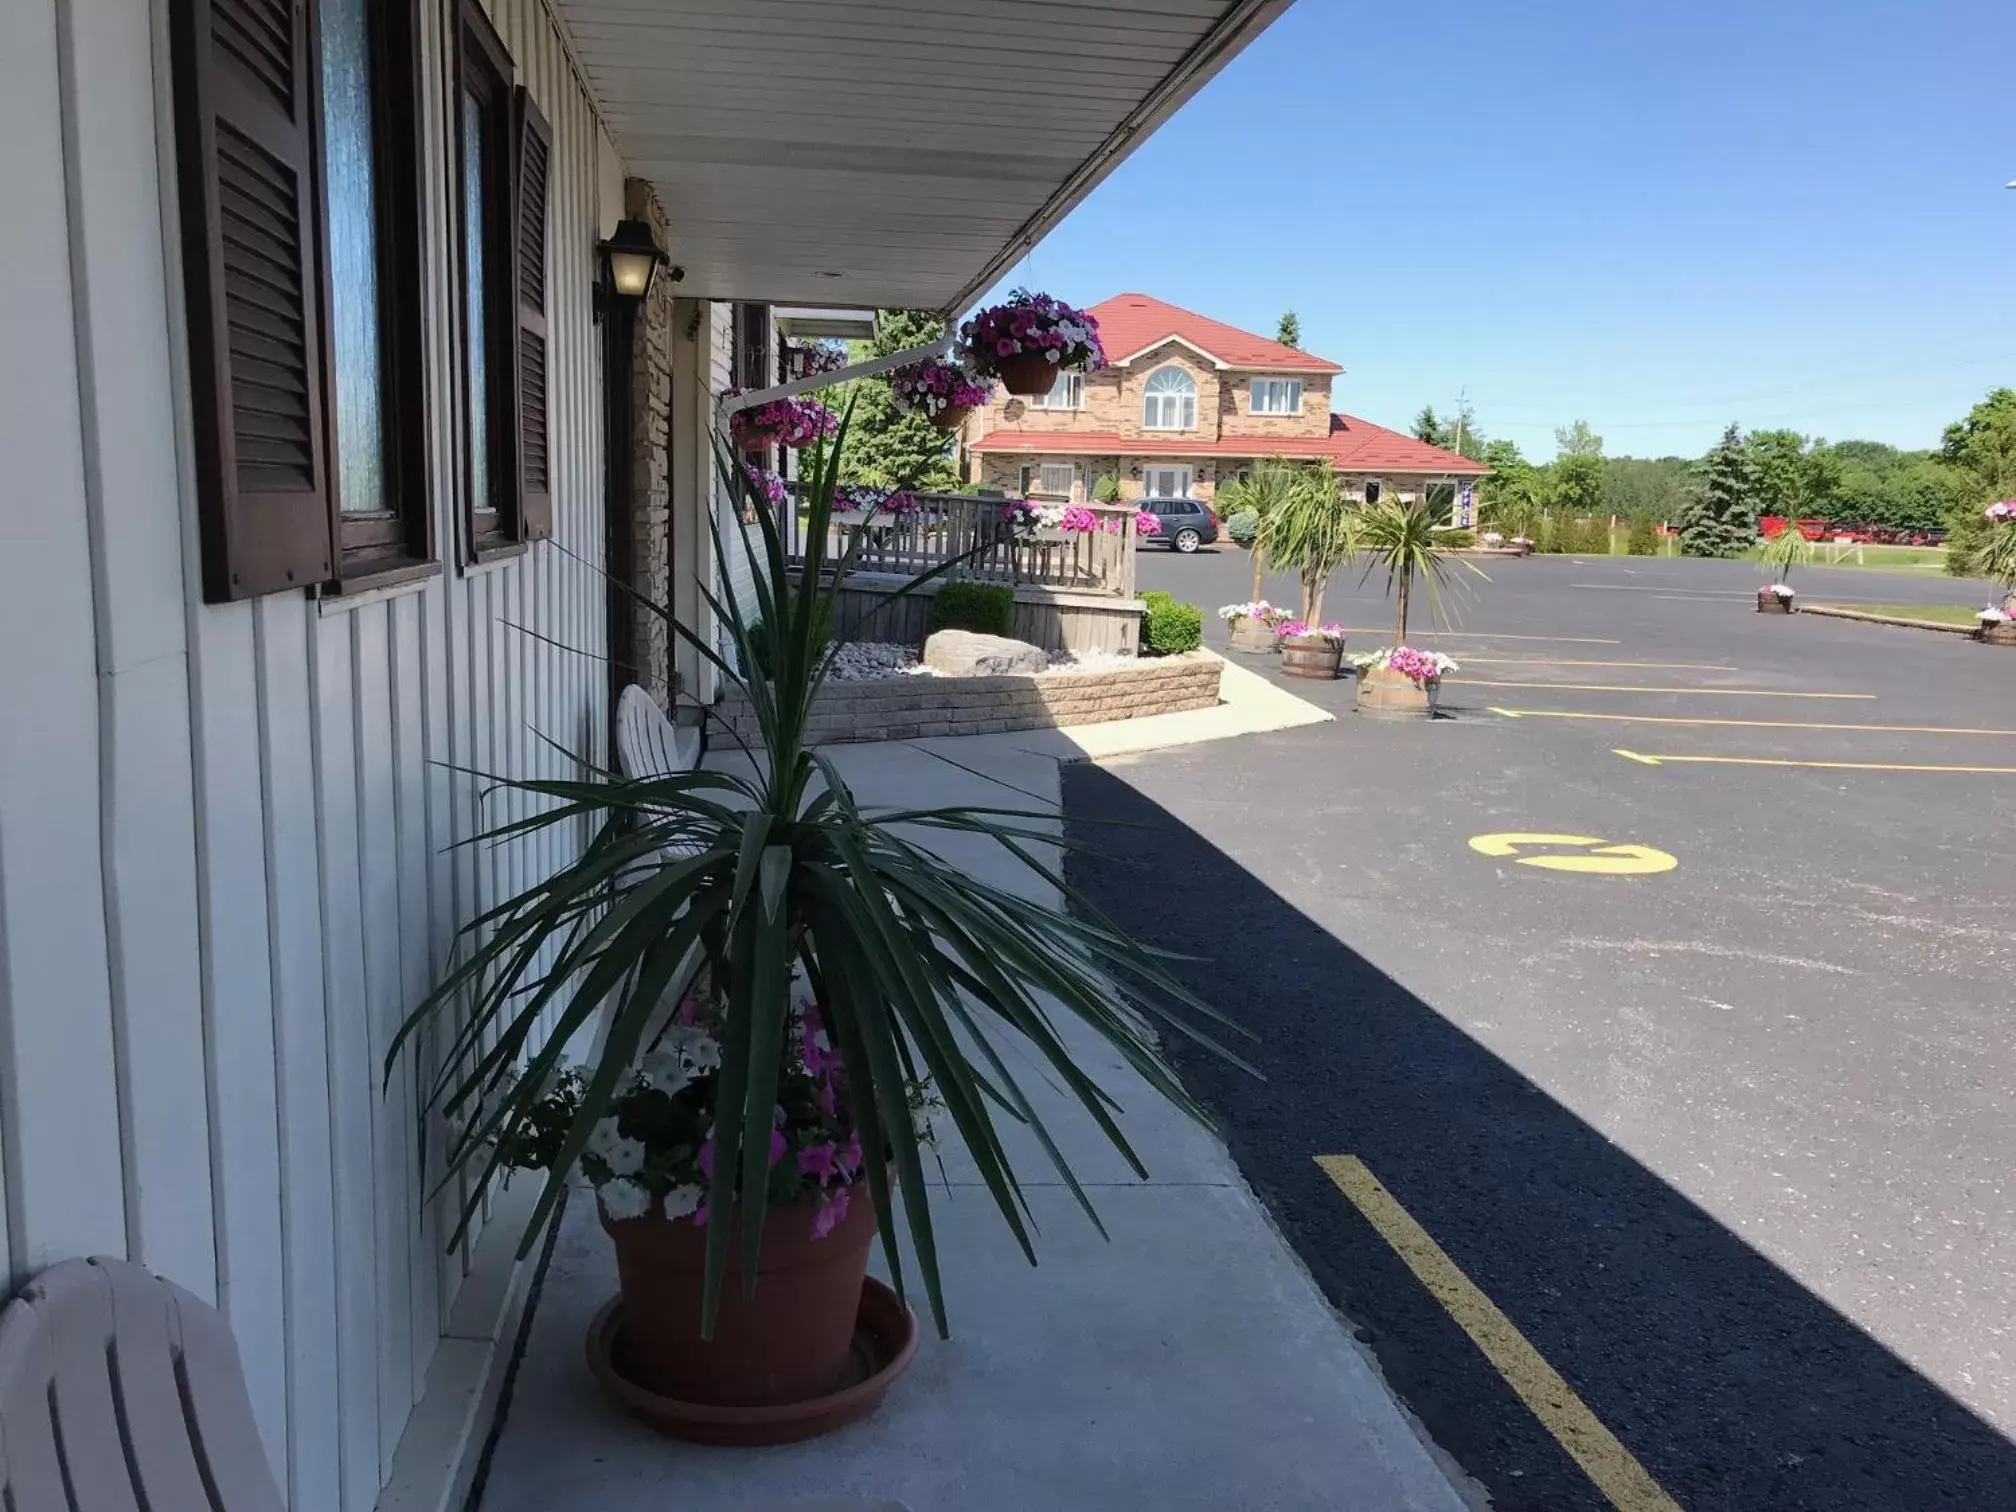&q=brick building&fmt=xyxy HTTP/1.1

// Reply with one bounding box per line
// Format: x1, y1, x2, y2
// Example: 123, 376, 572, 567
963, 293, 1489, 514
